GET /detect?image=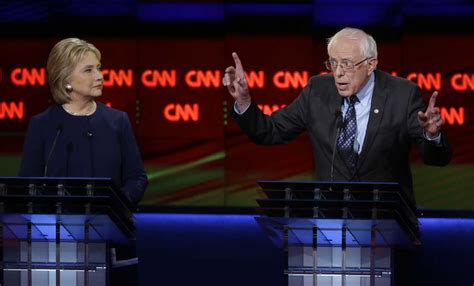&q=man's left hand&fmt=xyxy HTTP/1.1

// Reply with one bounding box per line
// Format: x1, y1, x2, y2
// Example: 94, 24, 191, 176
418, 91, 443, 138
